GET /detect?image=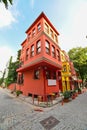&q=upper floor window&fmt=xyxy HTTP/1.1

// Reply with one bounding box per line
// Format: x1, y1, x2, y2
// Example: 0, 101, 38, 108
31, 45, 34, 57
52, 45, 56, 58
36, 40, 41, 54
45, 40, 50, 54
27, 33, 31, 41
34, 70, 40, 79
50, 29, 54, 39
56, 50, 60, 61
54, 34, 58, 43
26, 48, 29, 60
21, 46, 25, 53
32, 28, 35, 37
45, 23, 49, 33
37, 23, 41, 32
20, 60, 24, 67
63, 65, 67, 72
68, 65, 71, 72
